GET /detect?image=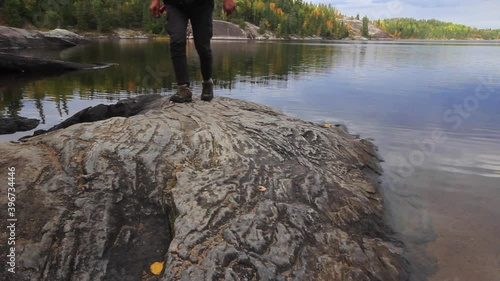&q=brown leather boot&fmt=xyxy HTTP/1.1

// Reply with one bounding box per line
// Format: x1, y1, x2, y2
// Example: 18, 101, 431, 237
170, 84, 193, 103
201, 81, 214, 101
